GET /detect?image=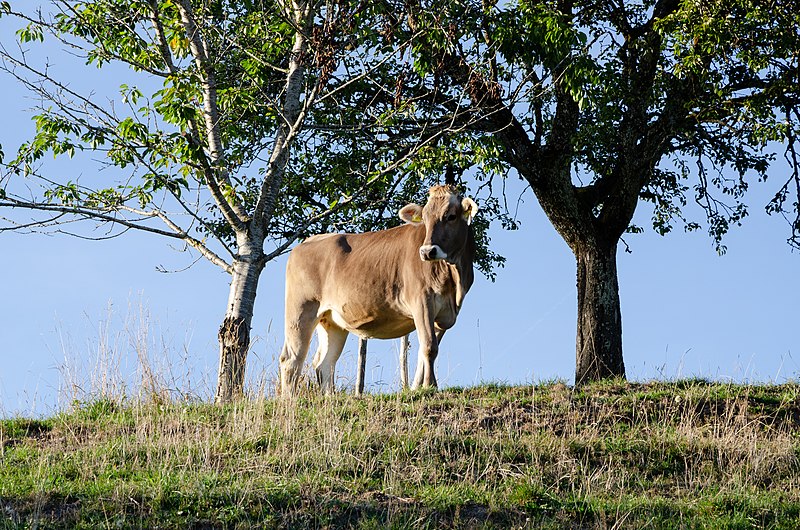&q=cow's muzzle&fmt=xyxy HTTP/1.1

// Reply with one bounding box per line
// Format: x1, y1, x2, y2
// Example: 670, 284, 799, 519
419, 244, 447, 261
